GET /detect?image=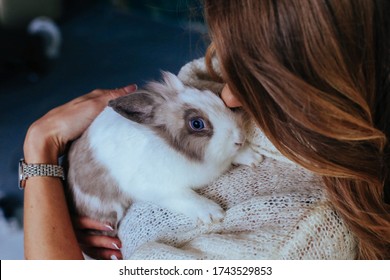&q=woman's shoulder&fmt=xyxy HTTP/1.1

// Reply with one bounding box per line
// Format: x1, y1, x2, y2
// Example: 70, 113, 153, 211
276, 199, 357, 259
